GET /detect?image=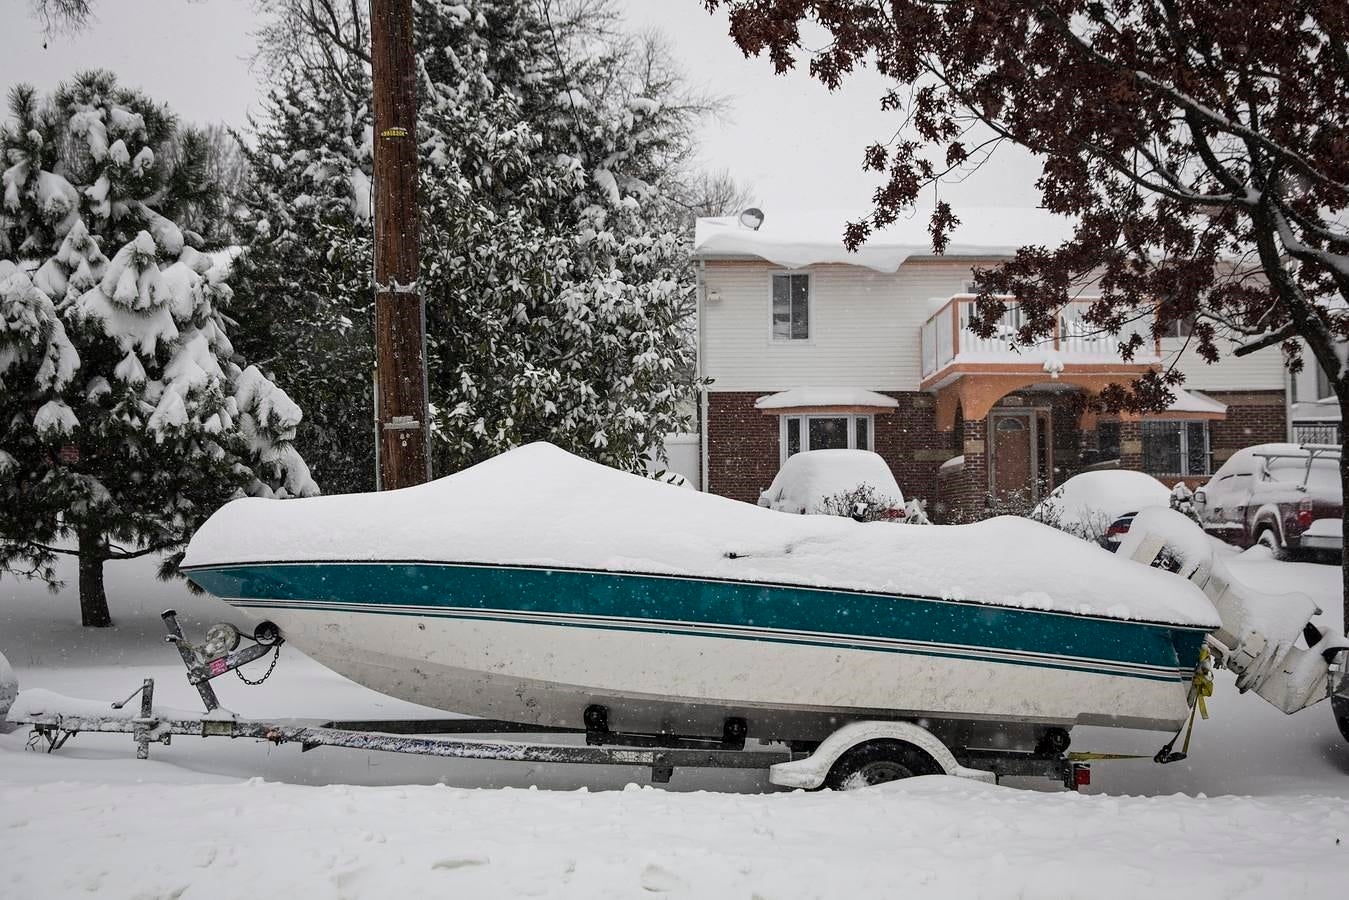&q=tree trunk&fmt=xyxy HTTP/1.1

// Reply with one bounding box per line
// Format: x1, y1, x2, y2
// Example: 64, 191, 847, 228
1341, 394, 1349, 629
77, 530, 112, 628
